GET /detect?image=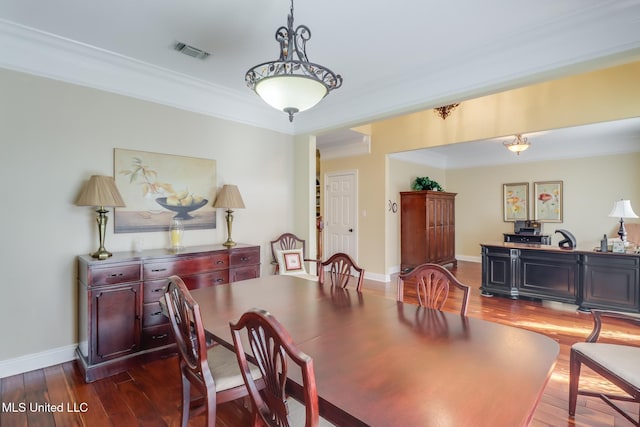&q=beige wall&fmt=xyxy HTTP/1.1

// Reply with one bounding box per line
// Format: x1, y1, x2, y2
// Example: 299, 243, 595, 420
449, 152, 640, 258
0, 68, 296, 363
321, 61, 640, 277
